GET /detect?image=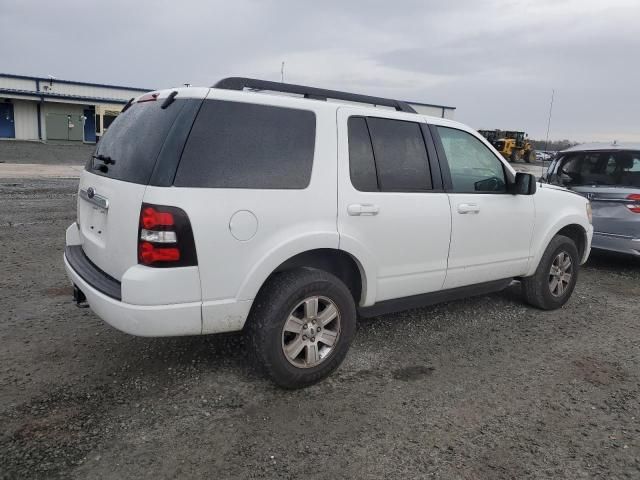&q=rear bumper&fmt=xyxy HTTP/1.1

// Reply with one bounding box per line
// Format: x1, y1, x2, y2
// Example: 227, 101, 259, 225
592, 231, 640, 257
64, 222, 252, 336
64, 252, 203, 337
